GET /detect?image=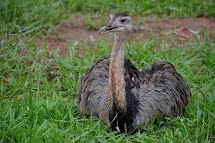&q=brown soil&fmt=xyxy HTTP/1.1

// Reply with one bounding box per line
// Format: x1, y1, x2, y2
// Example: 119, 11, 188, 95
35, 16, 215, 56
